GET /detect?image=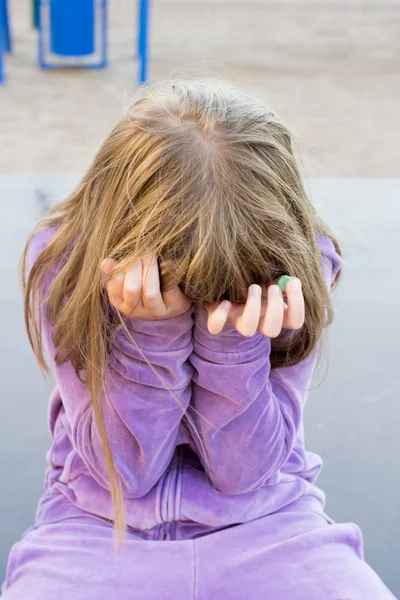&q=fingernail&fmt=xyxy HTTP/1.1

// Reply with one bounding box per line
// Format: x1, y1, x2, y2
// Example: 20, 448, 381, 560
249, 284, 261, 297
221, 300, 231, 311
290, 278, 301, 291
101, 258, 116, 273
270, 285, 281, 296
